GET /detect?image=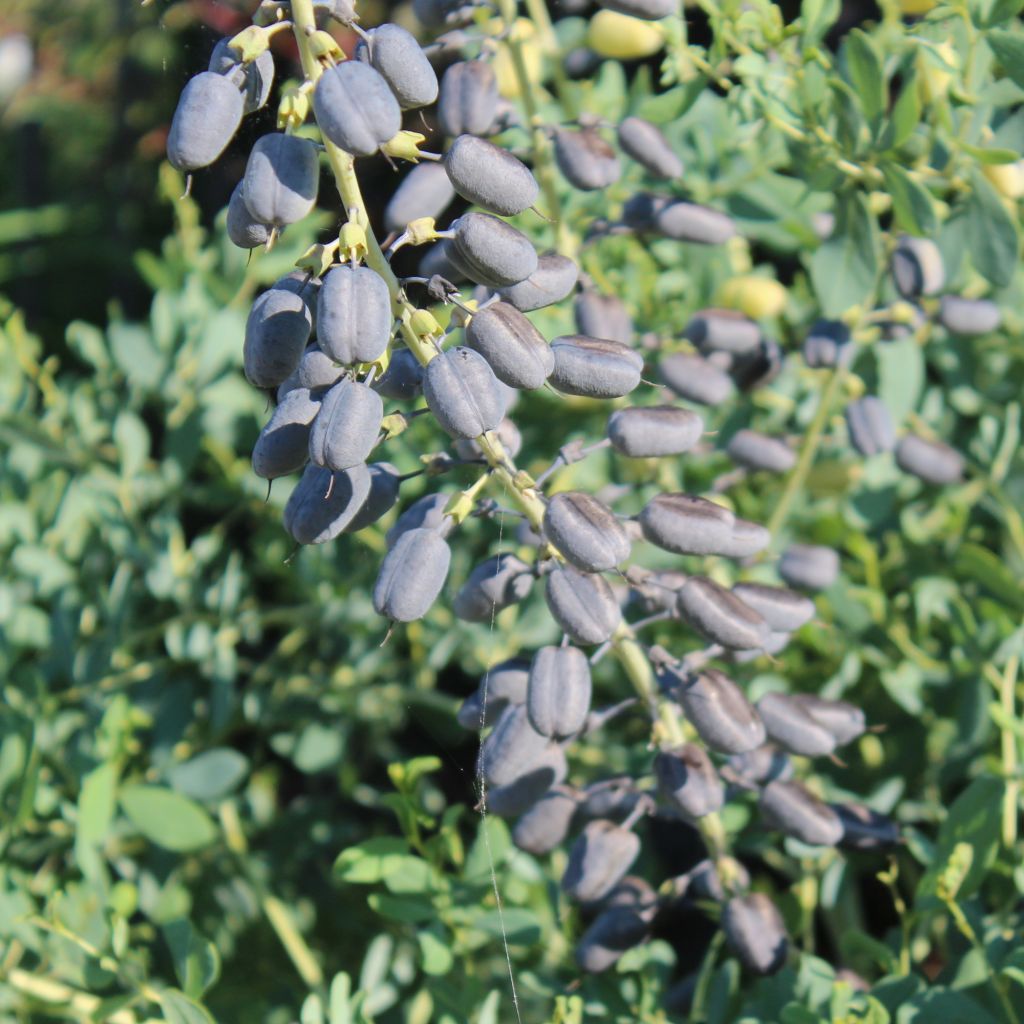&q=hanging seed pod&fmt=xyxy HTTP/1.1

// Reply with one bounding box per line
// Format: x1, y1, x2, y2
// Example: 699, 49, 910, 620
373, 348, 424, 401
527, 645, 593, 739
498, 253, 580, 311
677, 577, 770, 650
833, 802, 901, 851
284, 462, 372, 545
383, 161, 457, 234
437, 60, 500, 137
486, 745, 568, 817
313, 60, 402, 157
659, 352, 735, 406
891, 235, 945, 298
226, 181, 274, 249
574, 292, 634, 345
542, 492, 631, 573
360, 23, 438, 109
576, 902, 652, 973
456, 659, 531, 730
372, 527, 452, 622
655, 744, 724, 819
544, 565, 622, 645
549, 335, 644, 398
628, 569, 689, 615
729, 336, 784, 392
465, 302, 554, 389
730, 583, 816, 632
167, 71, 244, 173
450, 212, 539, 288
385, 492, 454, 548
674, 857, 751, 902
790, 694, 866, 747
209, 37, 275, 114
452, 553, 534, 622
778, 543, 840, 591
726, 429, 796, 473
938, 295, 1002, 336
725, 744, 793, 787
803, 319, 852, 369
685, 309, 762, 355
553, 128, 622, 190
562, 820, 641, 903
638, 494, 735, 556
513, 787, 580, 855
481, 705, 551, 787
655, 200, 736, 244
845, 396, 896, 456
607, 406, 703, 457
317, 264, 393, 366
292, 344, 344, 392
422, 346, 506, 439
244, 275, 316, 388
252, 387, 321, 480
444, 135, 540, 216
756, 692, 837, 757
673, 668, 766, 755
621, 190, 671, 231
579, 777, 643, 822
711, 518, 770, 559
721, 893, 789, 975
759, 779, 843, 846
616, 116, 683, 179
308, 378, 383, 472
596, 0, 677, 19
345, 462, 403, 533
895, 433, 965, 484
730, 629, 790, 664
